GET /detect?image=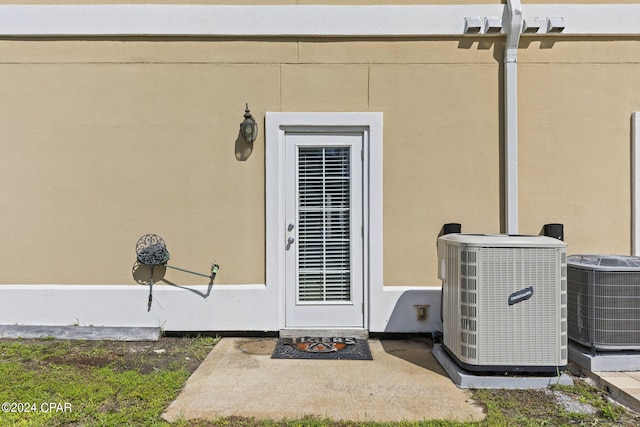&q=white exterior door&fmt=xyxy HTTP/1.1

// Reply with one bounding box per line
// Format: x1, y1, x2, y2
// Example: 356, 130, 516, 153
284, 132, 364, 329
